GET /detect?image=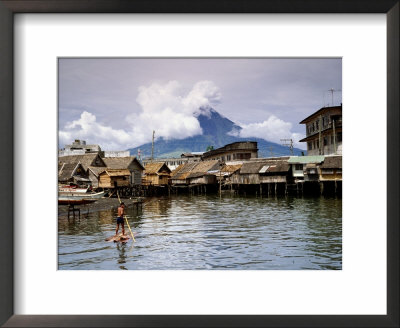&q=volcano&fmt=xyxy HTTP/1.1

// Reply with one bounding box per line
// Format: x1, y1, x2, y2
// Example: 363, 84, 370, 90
127, 107, 303, 158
